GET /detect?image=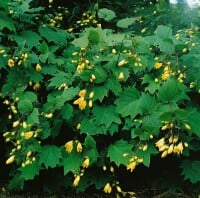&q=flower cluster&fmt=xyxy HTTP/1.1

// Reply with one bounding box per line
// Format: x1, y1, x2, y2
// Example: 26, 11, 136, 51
155, 135, 189, 158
